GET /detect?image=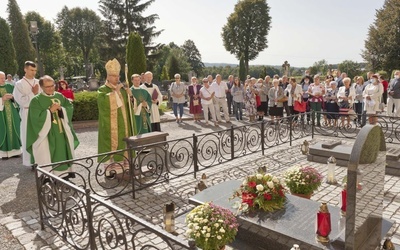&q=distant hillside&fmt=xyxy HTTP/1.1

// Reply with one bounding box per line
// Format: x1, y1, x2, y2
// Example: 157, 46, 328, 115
203, 63, 238, 67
